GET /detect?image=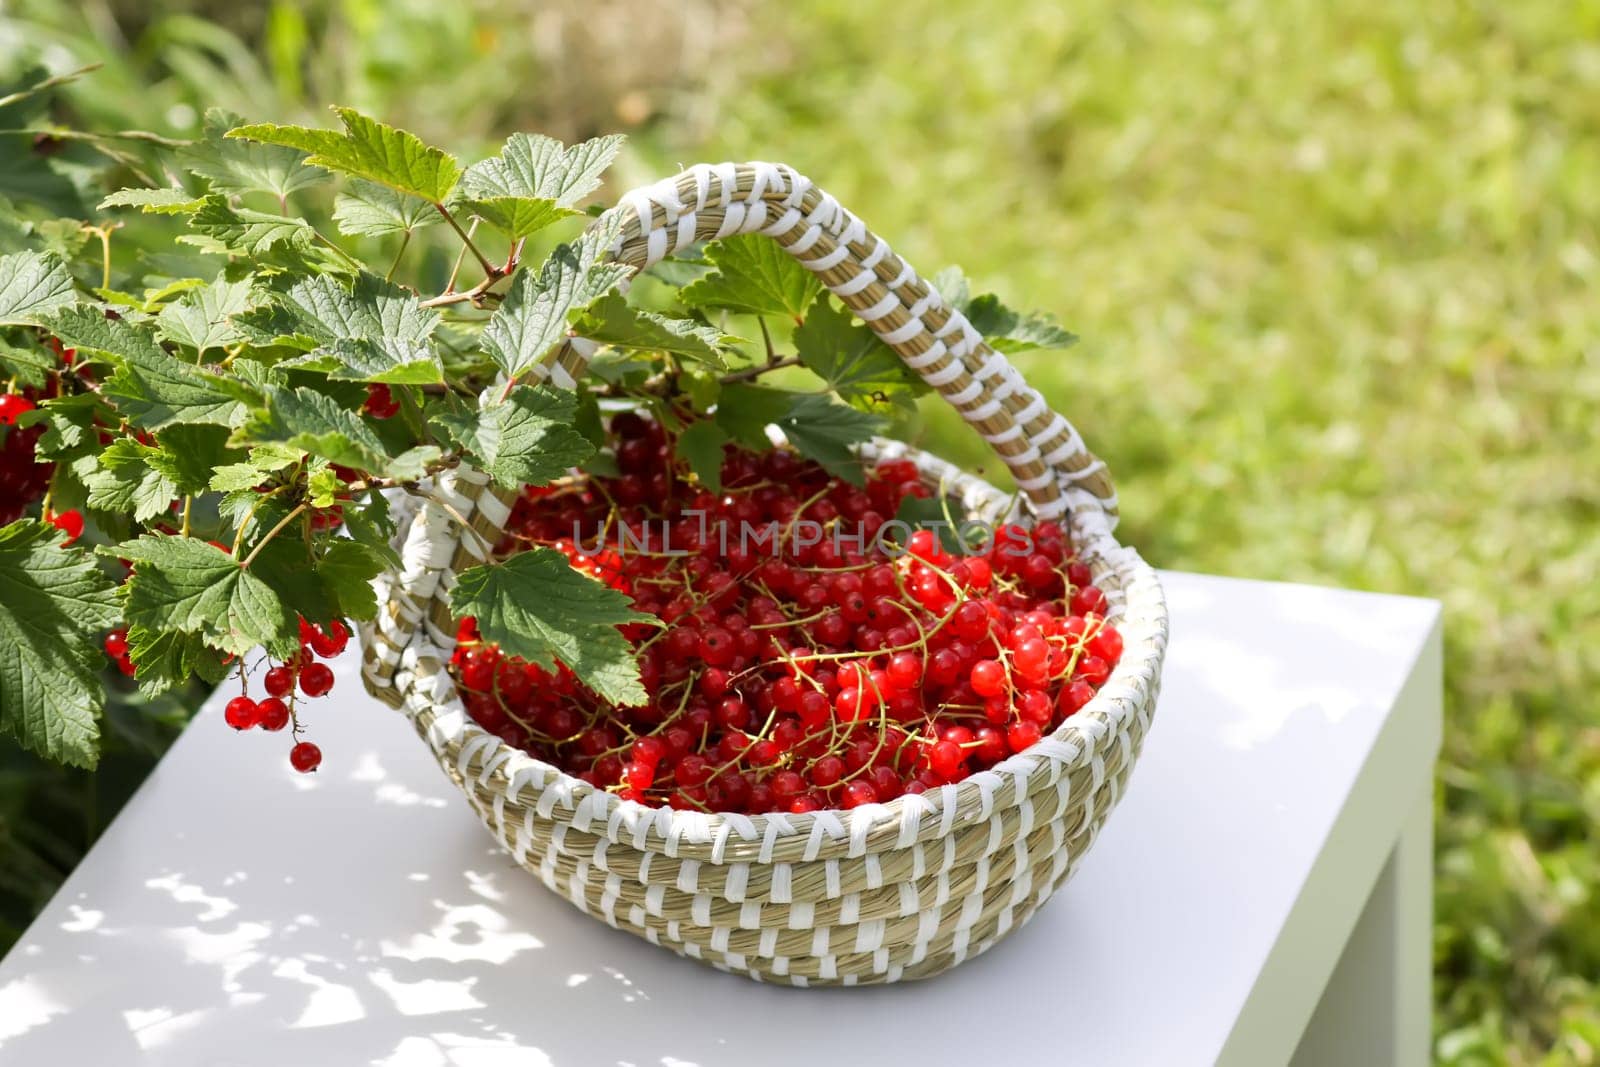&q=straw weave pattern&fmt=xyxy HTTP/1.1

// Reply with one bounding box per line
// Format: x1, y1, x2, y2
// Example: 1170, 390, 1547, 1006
359, 164, 1168, 984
